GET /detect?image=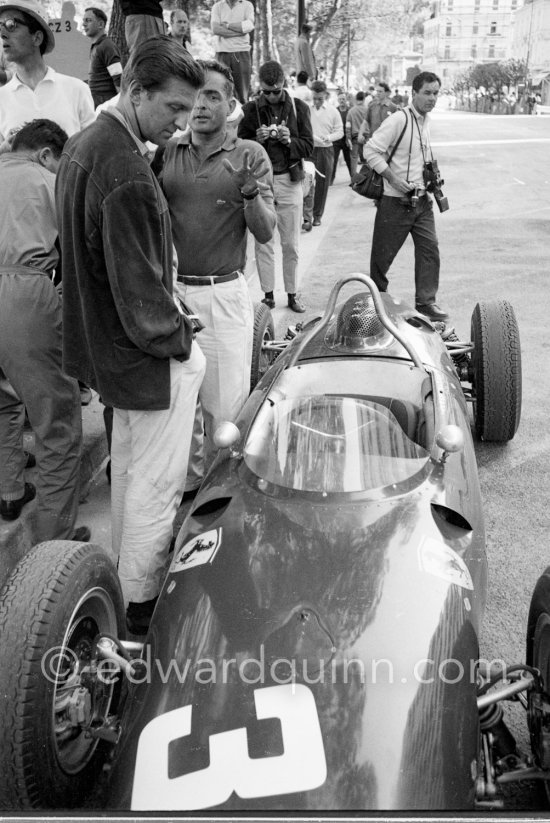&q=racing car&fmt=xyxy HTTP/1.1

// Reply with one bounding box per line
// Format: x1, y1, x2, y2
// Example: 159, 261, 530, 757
1, 273, 548, 812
